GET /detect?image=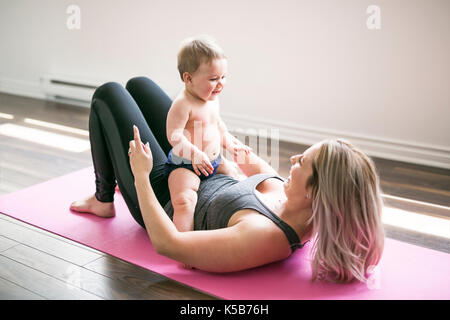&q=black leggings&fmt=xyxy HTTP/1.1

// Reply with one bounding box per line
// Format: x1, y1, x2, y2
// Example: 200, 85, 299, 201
89, 77, 172, 228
